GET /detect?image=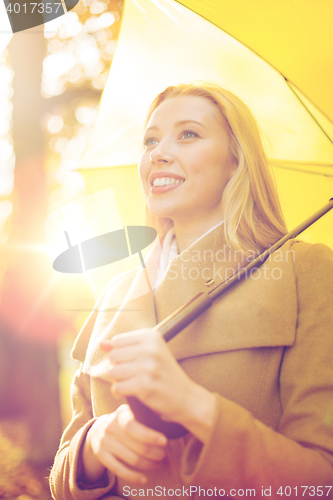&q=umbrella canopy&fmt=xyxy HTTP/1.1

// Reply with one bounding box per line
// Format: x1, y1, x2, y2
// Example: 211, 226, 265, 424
78, 0, 333, 248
